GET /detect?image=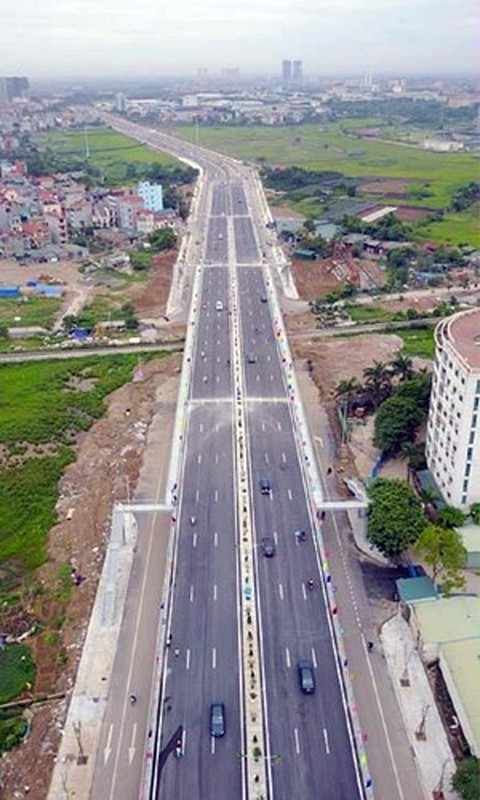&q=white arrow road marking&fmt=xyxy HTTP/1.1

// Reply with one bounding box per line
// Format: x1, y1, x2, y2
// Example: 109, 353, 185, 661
103, 723, 113, 765
128, 723, 137, 765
